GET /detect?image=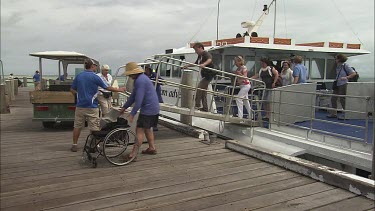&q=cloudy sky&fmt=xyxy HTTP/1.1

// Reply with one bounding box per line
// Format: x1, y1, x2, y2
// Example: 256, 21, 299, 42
1, 0, 374, 78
